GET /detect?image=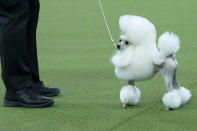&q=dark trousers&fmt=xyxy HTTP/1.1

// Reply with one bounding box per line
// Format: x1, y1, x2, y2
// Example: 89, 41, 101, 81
0, 0, 41, 92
